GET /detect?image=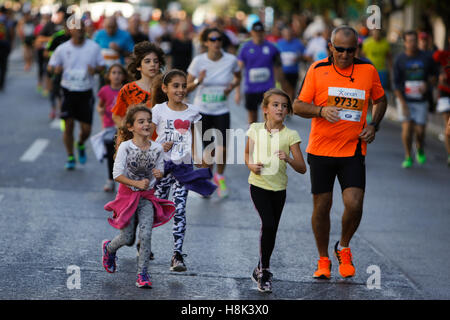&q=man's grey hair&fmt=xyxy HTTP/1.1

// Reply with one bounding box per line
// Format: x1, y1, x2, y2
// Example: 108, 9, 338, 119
330, 25, 358, 45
